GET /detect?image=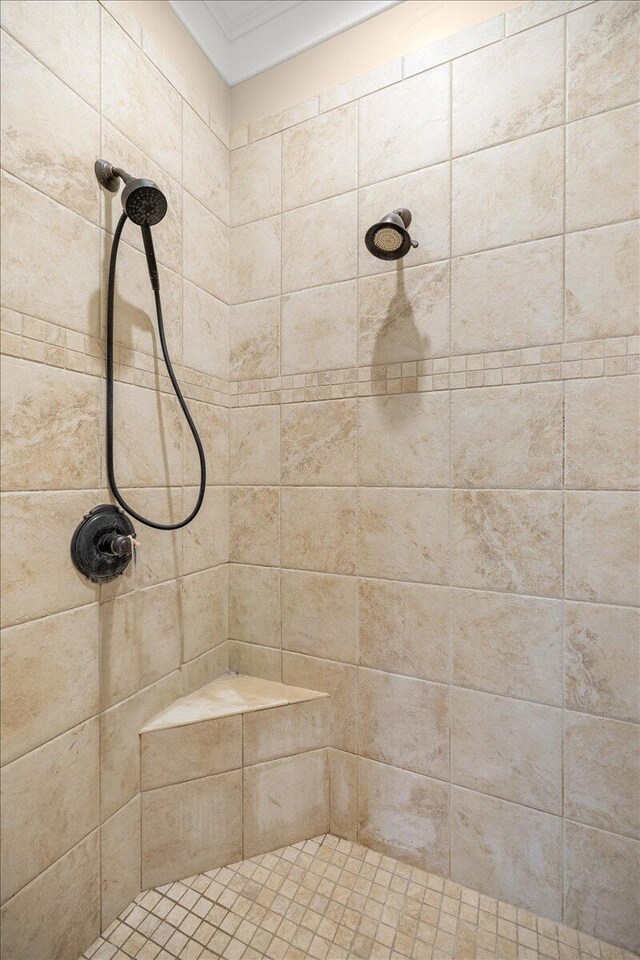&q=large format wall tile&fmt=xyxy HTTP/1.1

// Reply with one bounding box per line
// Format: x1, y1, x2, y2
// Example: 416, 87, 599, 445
329, 749, 357, 841
244, 698, 330, 765
230, 564, 281, 648
282, 569, 358, 663
281, 281, 357, 375
565, 375, 639, 489
182, 281, 229, 381
229, 297, 280, 380
141, 715, 241, 790
111, 383, 183, 489
183, 486, 229, 574
282, 487, 356, 574
230, 487, 280, 567
281, 400, 357, 485
183, 103, 229, 224
565, 491, 639, 605
282, 193, 357, 292
230, 406, 280, 485
100, 795, 140, 929
282, 104, 357, 210
359, 393, 449, 487
183, 193, 229, 304
282, 653, 357, 753
184, 402, 229, 487
231, 216, 281, 304
231, 134, 281, 226
182, 564, 228, 662
229, 640, 280, 682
